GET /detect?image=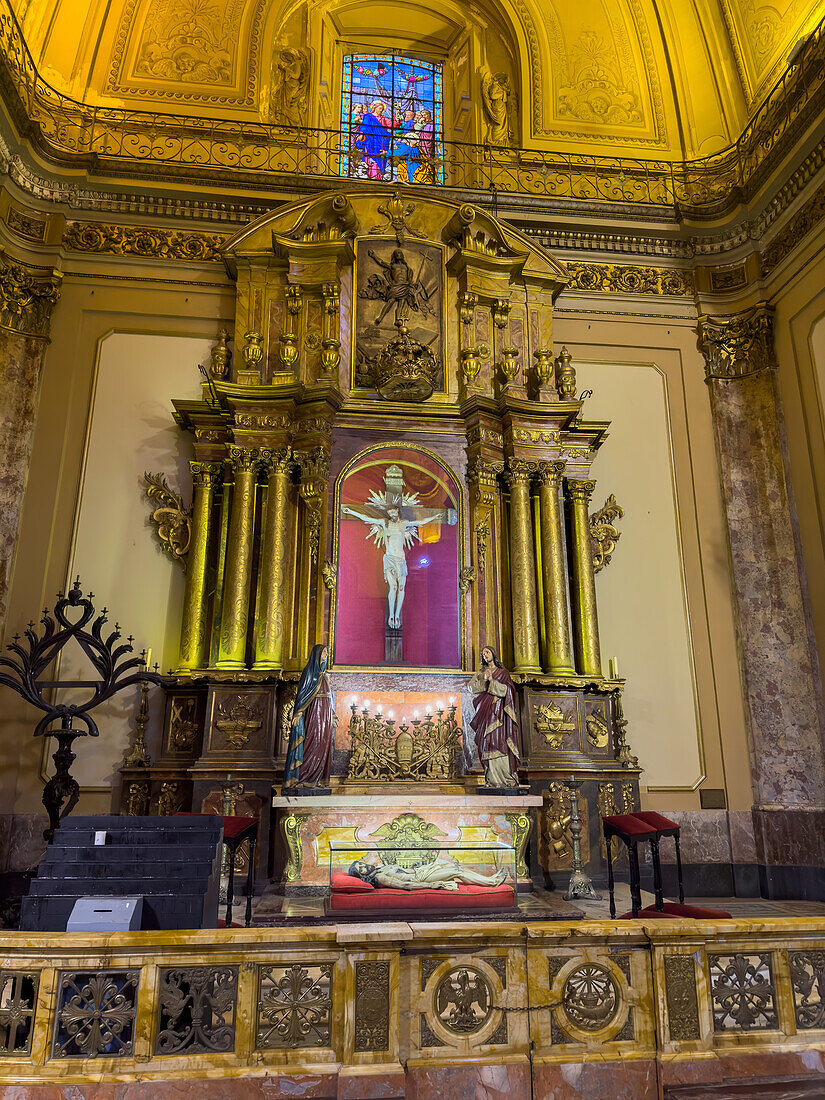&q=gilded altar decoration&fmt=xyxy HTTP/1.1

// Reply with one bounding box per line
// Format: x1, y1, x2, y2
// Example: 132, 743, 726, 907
562, 964, 620, 1032
157, 781, 181, 816
346, 701, 460, 782
256, 964, 331, 1050
536, 701, 576, 748
590, 495, 624, 573
664, 955, 701, 1041
143, 472, 191, 571
356, 239, 443, 396
123, 780, 149, 817
370, 193, 426, 243
555, 346, 577, 400
214, 696, 263, 749
209, 329, 230, 379
321, 561, 337, 591
470, 647, 521, 789
435, 968, 493, 1034
367, 813, 447, 867
586, 711, 610, 749
169, 696, 198, 752
335, 447, 461, 668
